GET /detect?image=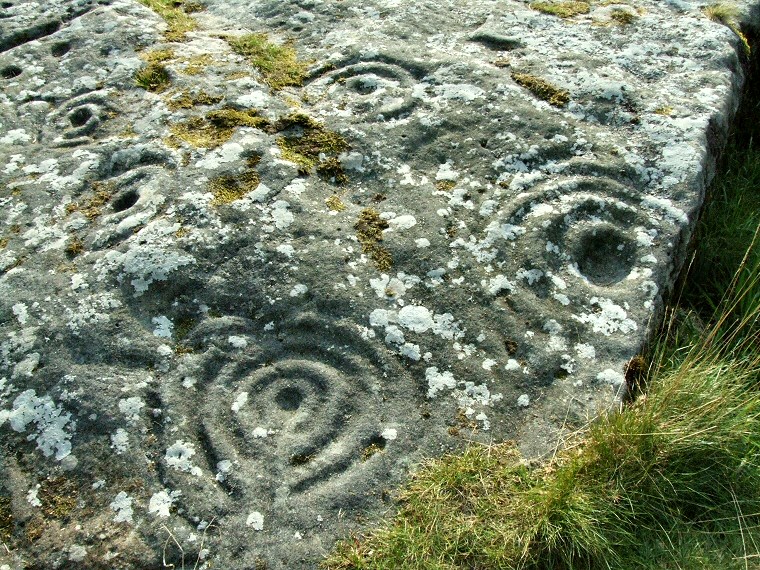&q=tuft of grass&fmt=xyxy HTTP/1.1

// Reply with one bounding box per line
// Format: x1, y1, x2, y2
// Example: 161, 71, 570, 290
135, 63, 171, 93
529, 1, 591, 18
136, 0, 198, 42
324, 260, 760, 569
511, 71, 570, 107
682, 143, 760, 337
227, 33, 307, 91
703, 3, 751, 56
